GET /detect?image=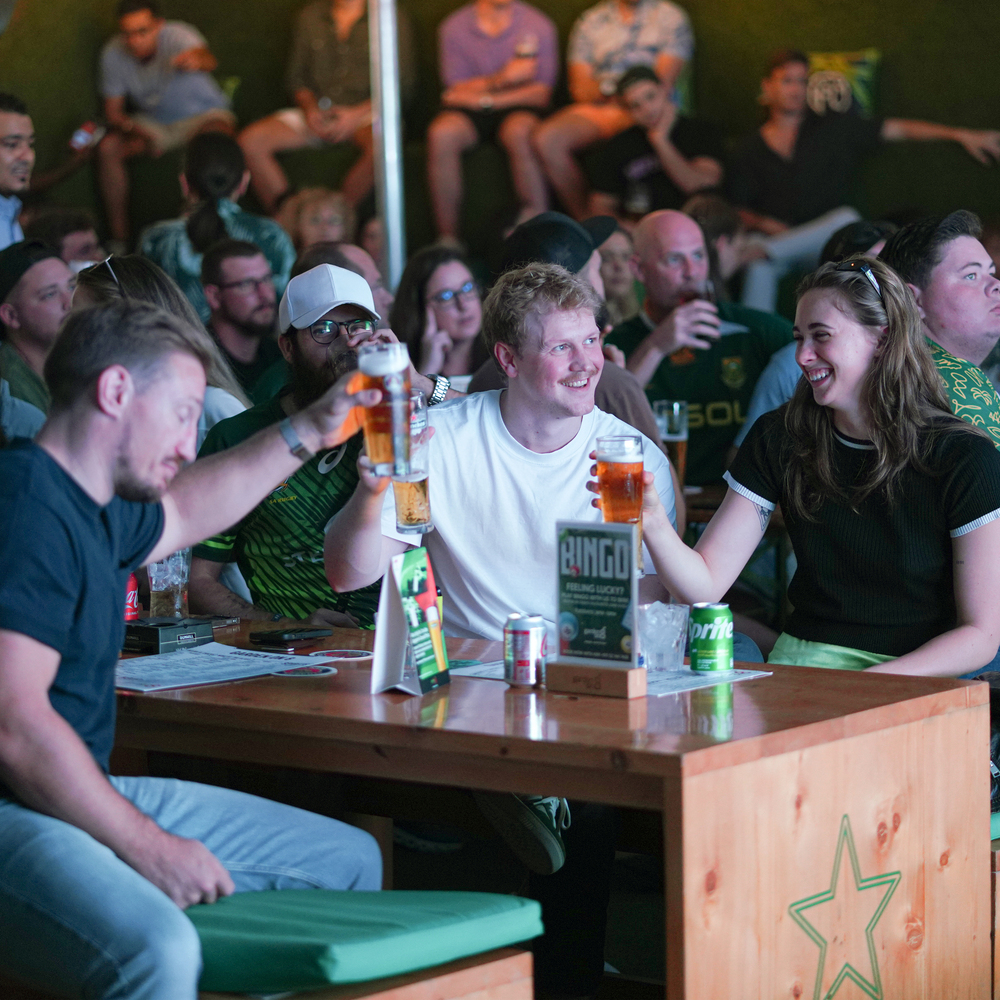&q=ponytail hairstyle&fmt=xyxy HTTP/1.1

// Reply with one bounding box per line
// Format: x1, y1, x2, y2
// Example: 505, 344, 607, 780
783, 256, 974, 519
183, 133, 246, 254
